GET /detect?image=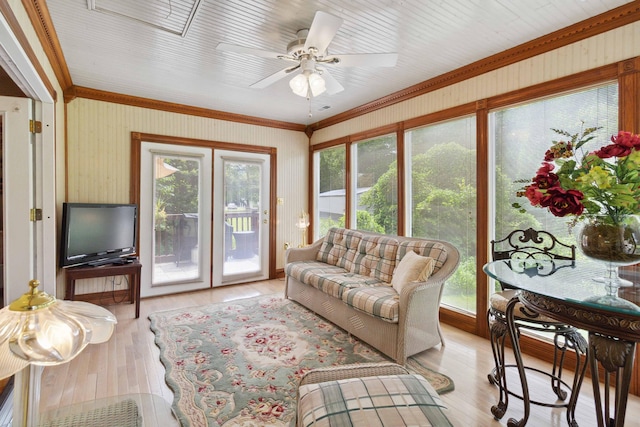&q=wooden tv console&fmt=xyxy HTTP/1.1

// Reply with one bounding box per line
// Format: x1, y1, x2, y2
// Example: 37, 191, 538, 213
64, 261, 141, 318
